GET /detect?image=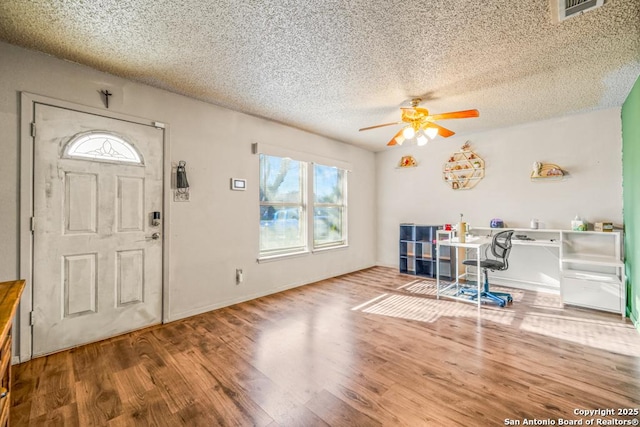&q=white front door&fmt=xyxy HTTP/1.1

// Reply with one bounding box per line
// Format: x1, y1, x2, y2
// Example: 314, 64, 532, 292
32, 103, 164, 356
